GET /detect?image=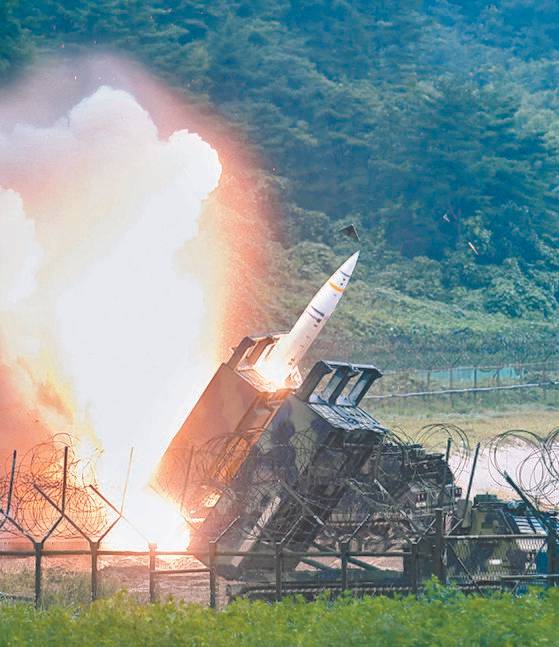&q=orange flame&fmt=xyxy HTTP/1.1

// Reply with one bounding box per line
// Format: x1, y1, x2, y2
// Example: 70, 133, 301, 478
0, 56, 273, 549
